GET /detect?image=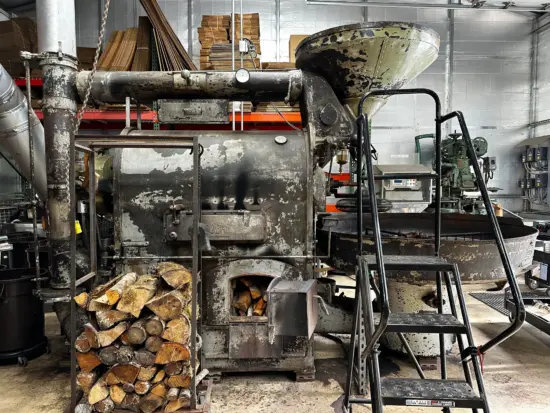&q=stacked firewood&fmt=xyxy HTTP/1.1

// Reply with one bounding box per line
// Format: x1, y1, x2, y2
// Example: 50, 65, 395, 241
231, 277, 268, 317
73, 262, 203, 413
